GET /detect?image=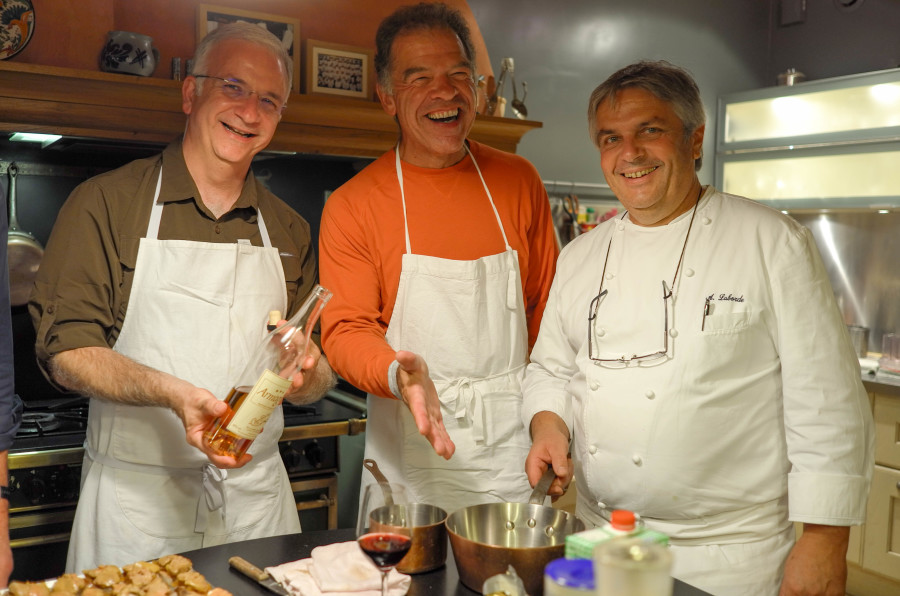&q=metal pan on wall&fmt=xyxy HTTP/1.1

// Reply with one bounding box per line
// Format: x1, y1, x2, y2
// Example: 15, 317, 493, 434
6, 162, 43, 306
